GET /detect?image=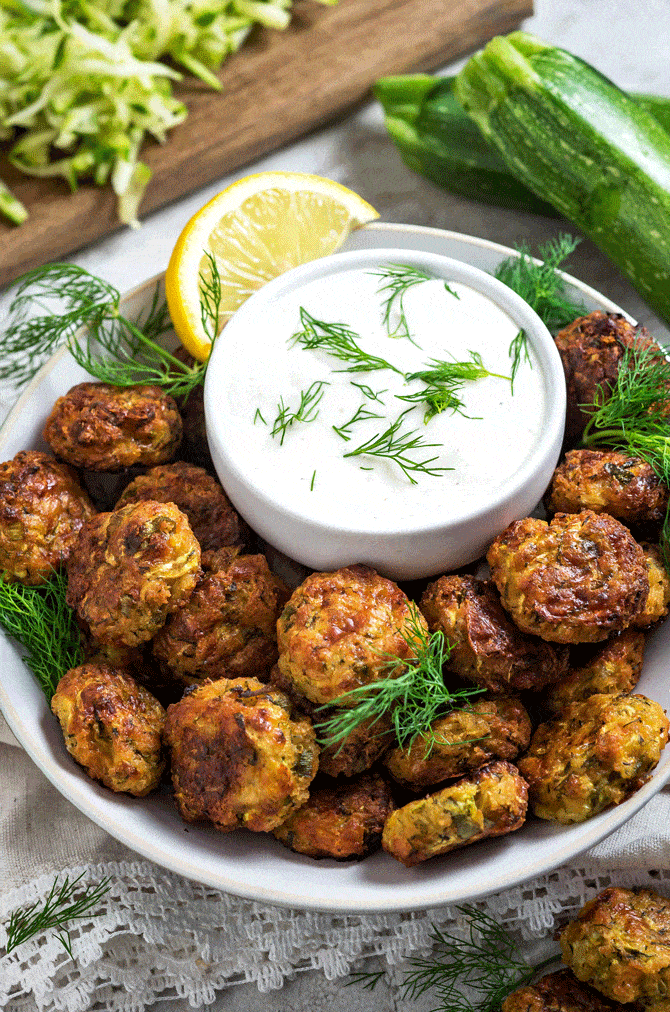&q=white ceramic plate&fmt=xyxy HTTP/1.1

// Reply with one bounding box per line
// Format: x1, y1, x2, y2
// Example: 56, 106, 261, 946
1, 222, 668, 914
